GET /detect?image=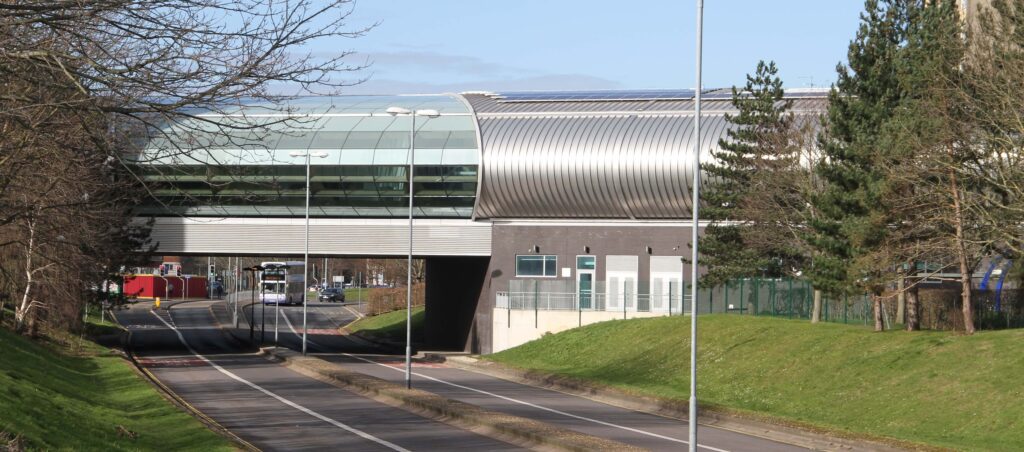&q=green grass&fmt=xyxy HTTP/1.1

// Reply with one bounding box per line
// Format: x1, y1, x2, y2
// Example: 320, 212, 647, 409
488, 314, 1024, 451
347, 306, 424, 342
343, 287, 382, 302
0, 324, 233, 450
